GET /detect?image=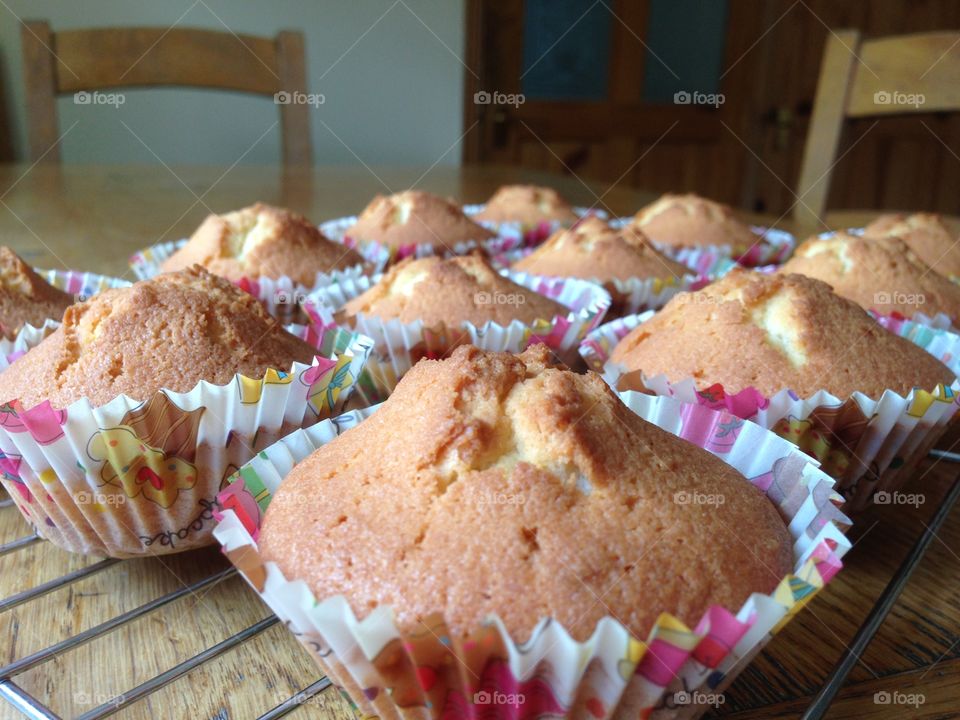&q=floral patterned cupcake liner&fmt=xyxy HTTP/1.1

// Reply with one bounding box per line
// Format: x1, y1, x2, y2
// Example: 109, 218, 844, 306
608, 219, 795, 270
0, 323, 374, 557
304, 270, 611, 403
581, 311, 960, 512
128, 239, 386, 323
213, 393, 850, 720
